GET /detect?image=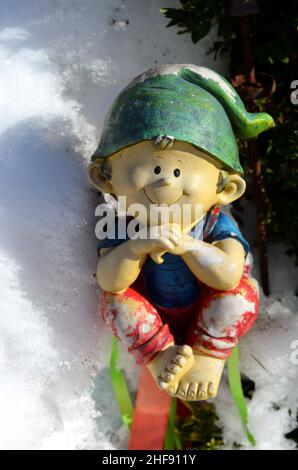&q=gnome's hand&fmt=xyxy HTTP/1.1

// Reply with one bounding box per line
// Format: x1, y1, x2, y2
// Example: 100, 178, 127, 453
149, 224, 188, 264
130, 223, 183, 261
150, 231, 204, 264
